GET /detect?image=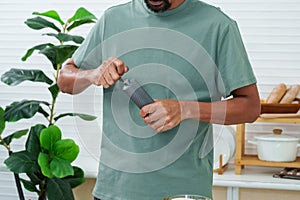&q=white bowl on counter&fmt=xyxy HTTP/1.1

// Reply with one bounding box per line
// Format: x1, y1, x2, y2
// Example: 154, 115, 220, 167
248, 129, 300, 162
168, 194, 211, 200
